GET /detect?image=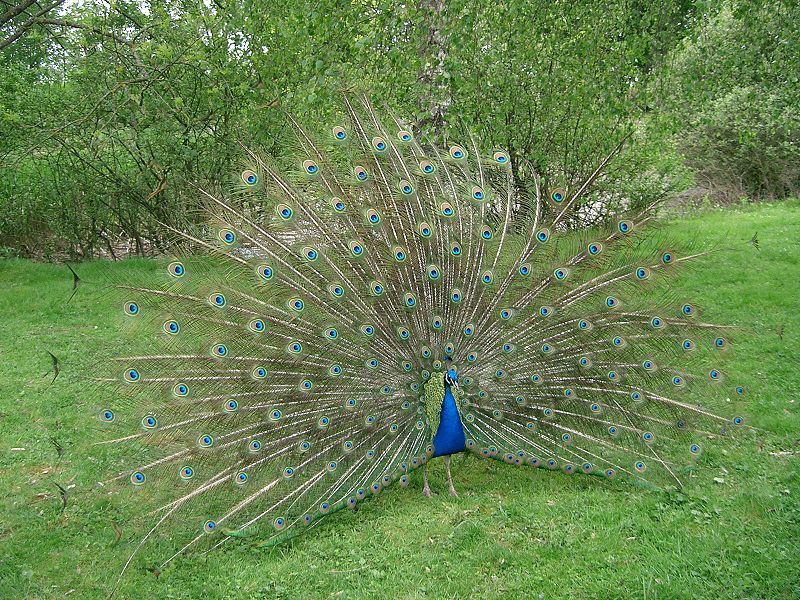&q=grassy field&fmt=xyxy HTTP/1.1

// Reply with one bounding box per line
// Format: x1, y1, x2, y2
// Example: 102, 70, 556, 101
1, 202, 799, 599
